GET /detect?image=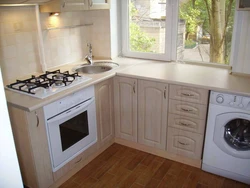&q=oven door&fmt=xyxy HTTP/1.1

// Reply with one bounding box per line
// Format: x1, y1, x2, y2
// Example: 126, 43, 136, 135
46, 97, 97, 171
